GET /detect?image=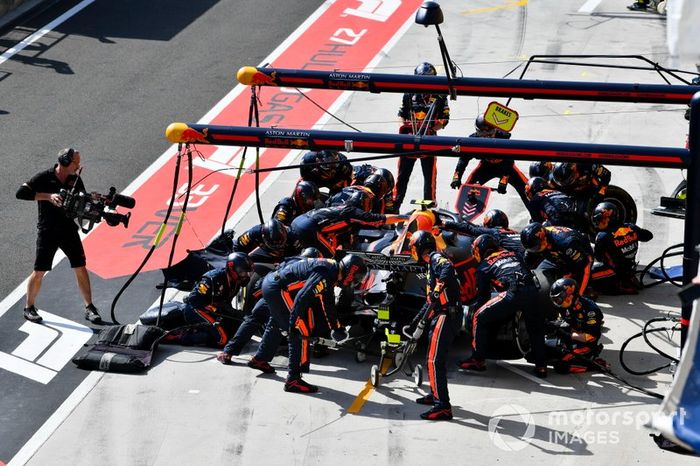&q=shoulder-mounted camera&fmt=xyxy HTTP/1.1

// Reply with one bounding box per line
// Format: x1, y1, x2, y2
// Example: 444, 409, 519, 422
60, 187, 136, 233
